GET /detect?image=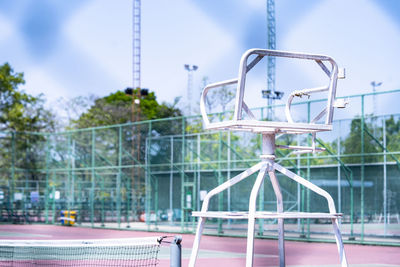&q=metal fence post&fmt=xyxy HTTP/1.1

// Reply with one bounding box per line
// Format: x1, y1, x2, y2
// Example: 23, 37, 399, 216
337, 124, 341, 215
91, 129, 95, 227
117, 126, 122, 228
170, 136, 174, 225
180, 118, 185, 231
218, 131, 223, 235
258, 133, 264, 236
361, 95, 365, 241
383, 116, 387, 236
51, 172, 55, 224
297, 135, 301, 233
45, 135, 50, 224
306, 101, 311, 239
10, 131, 15, 218
67, 133, 71, 214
